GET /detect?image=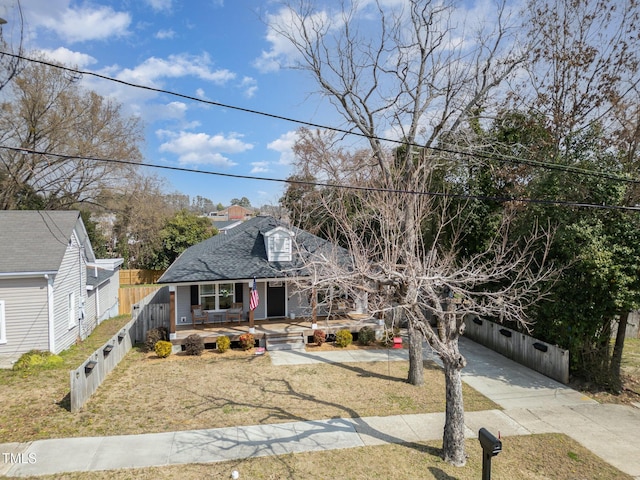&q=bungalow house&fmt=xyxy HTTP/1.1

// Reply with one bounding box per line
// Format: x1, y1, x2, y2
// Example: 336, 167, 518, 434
0, 211, 123, 359
157, 215, 362, 338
